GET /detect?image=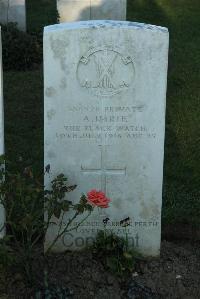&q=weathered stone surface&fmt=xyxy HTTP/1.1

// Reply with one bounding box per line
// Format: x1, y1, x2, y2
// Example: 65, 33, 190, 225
44, 21, 169, 256
57, 0, 126, 23
0, 27, 5, 238
91, 0, 126, 20
0, 0, 26, 31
